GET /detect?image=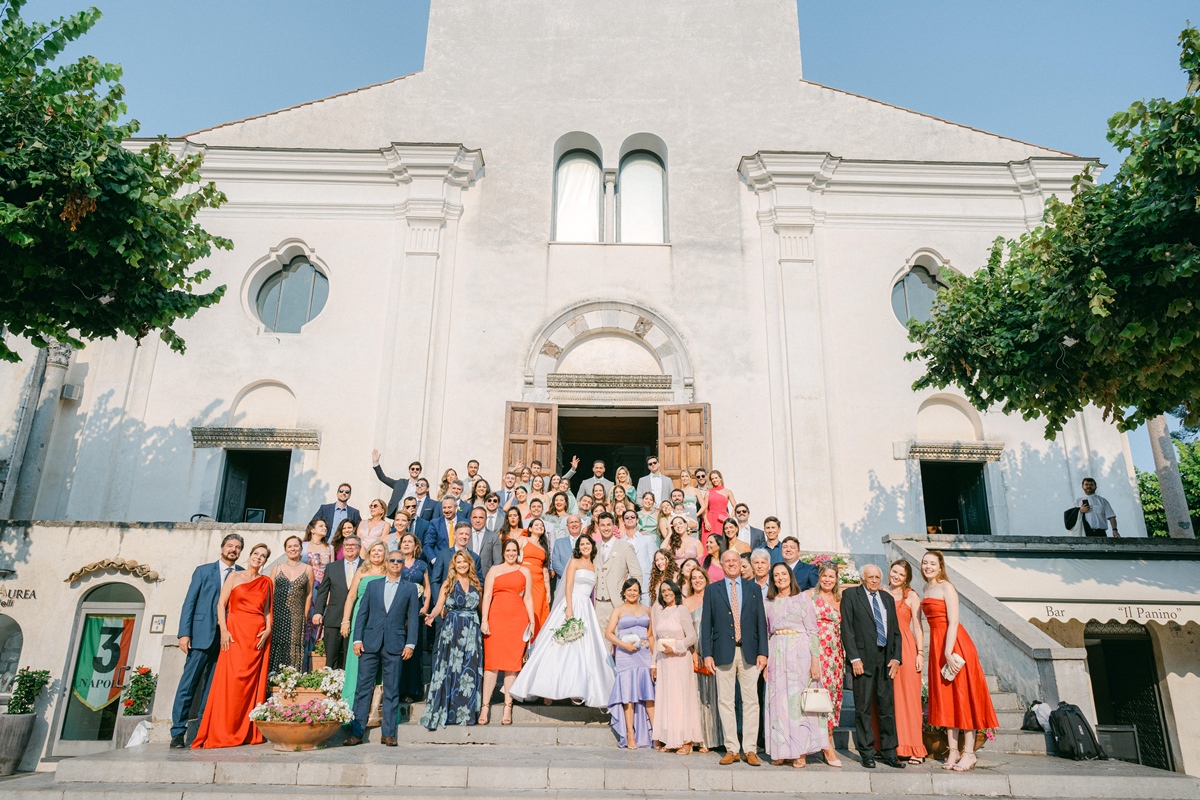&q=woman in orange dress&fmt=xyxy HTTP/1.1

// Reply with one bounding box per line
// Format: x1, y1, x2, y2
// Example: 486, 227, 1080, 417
920, 550, 998, 772
887, 559, 928, 764
520, 518, 552, 635
702, 470, 735, 545
192, 543, 274, 749
479, 539, 535, 725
